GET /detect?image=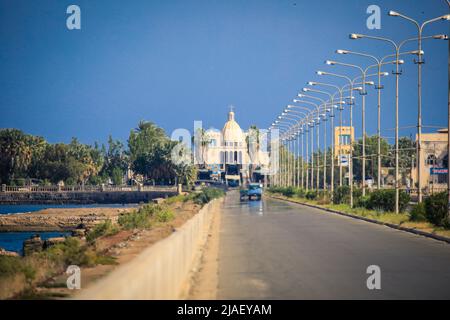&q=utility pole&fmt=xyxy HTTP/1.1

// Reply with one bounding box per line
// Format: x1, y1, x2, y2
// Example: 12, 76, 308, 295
446, 0, 450, 222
